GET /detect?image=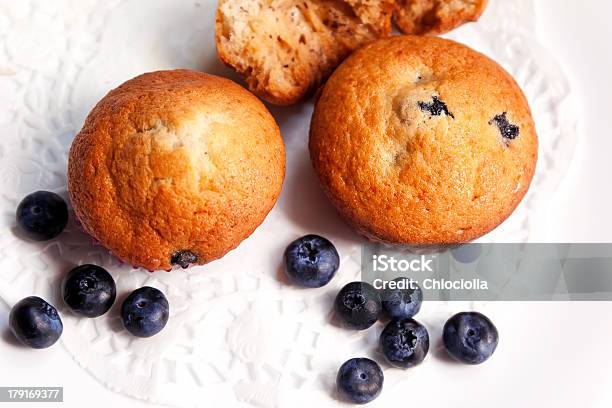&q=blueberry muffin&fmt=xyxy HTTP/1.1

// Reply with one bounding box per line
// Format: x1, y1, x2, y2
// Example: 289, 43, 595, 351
216, 0, 394, 105
309, 36, 537, 244
68, 70, 285, 271
394, 0, 488, 36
